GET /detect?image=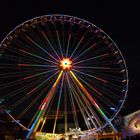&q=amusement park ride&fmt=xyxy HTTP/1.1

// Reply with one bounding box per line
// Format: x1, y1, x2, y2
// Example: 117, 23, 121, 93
0, 15, 128, 139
